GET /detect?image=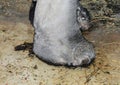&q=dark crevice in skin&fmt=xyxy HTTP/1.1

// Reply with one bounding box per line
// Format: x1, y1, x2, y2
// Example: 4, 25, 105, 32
29, 1, 37, 25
